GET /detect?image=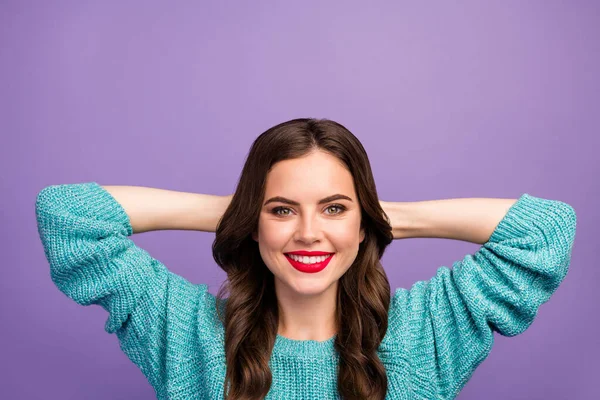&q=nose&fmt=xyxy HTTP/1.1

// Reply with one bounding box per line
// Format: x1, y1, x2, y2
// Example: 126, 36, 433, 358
294, 212, 322, 244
